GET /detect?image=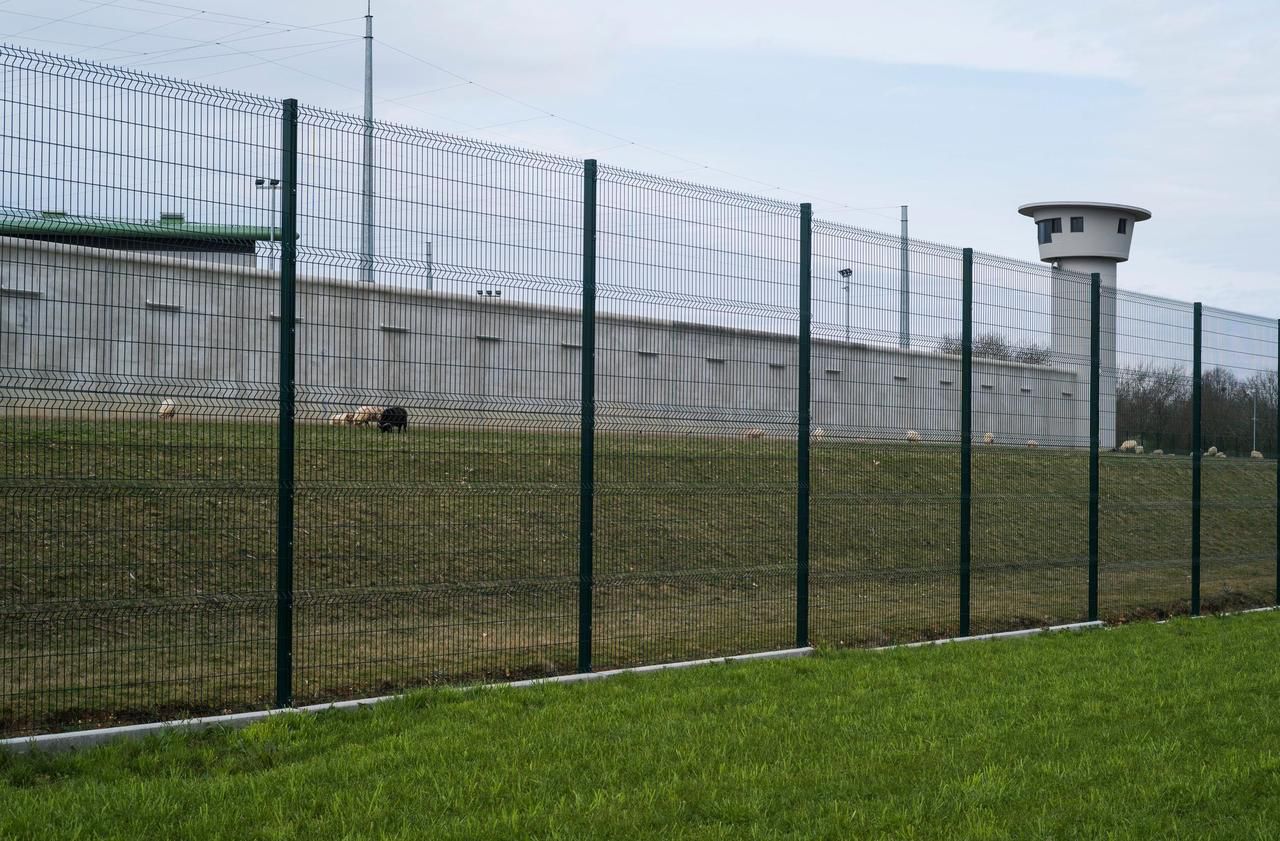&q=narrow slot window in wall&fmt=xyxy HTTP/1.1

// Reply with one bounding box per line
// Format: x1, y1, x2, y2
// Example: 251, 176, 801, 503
768, 363, 787, 370
473, 333, 501, 341
636, 350, 659, 357
145, 300, 182, 312
1020, 387, 1033, 393
379, 323, 410, 334
939, 379, 954, 386
892, 374, 909, 382
706, 357, 726, 364
560, 341, 582, 349
0, 286, 41, 299
824, 368, 841, 375
980, 383, 995, 390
